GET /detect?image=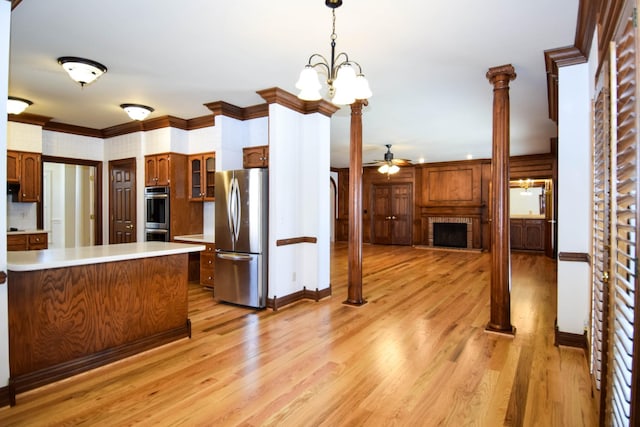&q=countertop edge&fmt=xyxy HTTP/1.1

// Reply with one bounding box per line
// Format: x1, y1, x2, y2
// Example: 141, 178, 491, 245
7, 242, 206, 272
